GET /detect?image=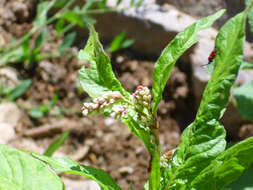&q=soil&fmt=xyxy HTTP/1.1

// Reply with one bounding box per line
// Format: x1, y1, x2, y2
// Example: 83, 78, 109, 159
1, 1, 251, 190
